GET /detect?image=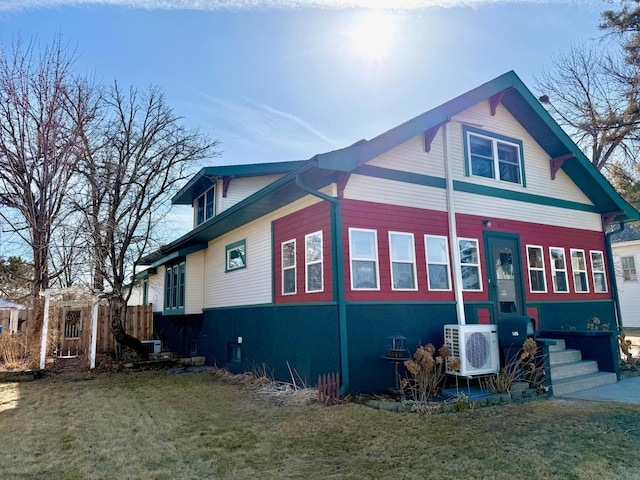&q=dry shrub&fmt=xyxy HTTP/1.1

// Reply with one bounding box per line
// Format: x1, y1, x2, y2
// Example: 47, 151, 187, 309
402, 344, 456, 402
482, 338, 542, 394
0, 334, 28, 370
